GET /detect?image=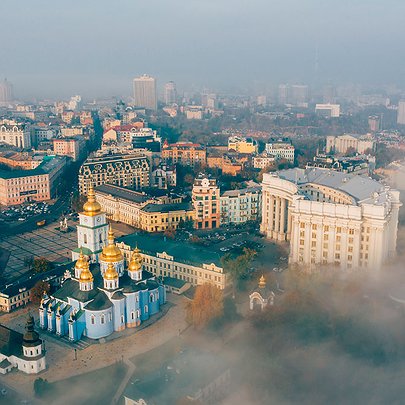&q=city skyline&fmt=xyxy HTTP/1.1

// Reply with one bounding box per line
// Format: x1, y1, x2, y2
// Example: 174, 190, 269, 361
1, 0, 405, 98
